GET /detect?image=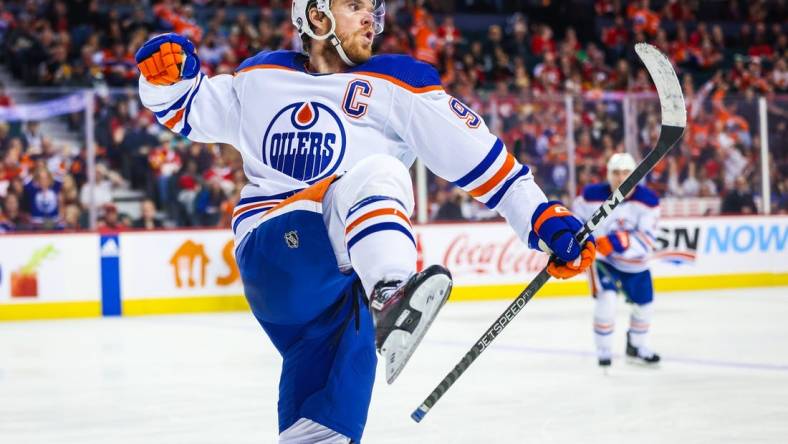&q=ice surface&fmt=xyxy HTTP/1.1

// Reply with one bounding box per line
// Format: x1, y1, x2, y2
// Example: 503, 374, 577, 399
1, 288, 787, 443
